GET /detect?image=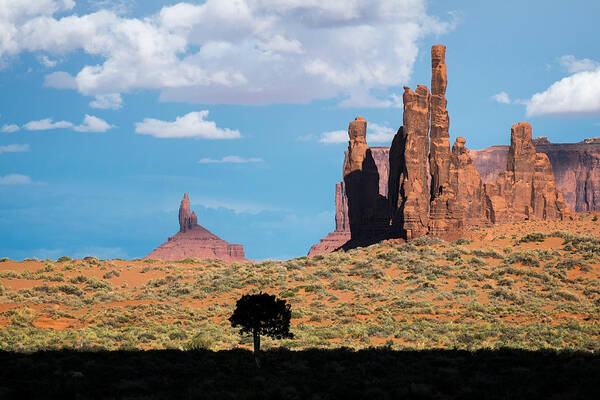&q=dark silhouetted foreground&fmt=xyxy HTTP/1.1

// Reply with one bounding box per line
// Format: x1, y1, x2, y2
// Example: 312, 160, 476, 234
0, 348, 599, 399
